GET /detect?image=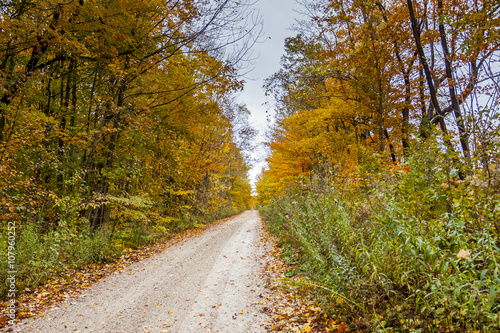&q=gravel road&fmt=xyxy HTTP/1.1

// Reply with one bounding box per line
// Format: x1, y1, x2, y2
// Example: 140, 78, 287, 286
16, 210, 273, 333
